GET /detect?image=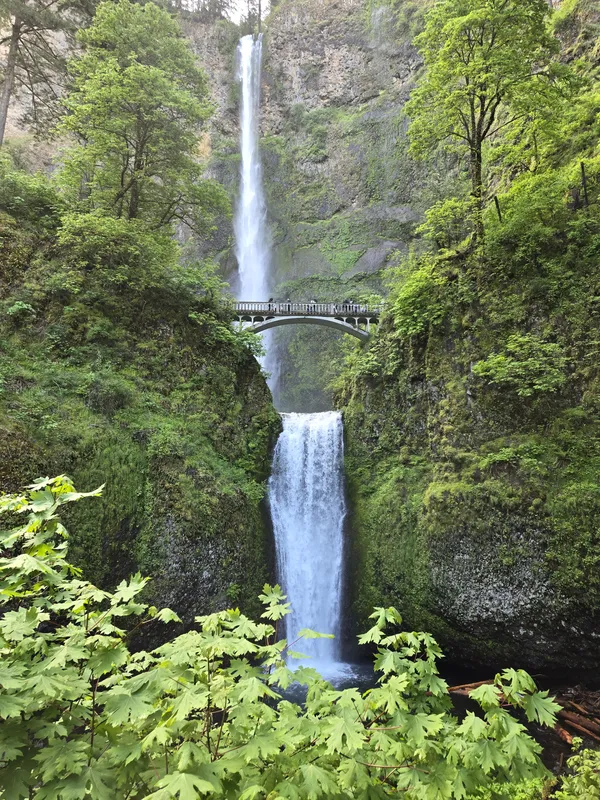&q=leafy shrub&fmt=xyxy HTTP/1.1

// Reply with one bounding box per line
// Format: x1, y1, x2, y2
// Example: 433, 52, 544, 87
0, 154, 63, 228
472, 334, 568, 398
5, 302, 36, 321
469, 777, 548, 799
390, 255, 449, 338
417, 197, 478, 250
0, 477, 561, 799
55, 212, 182, 293
554, 741, 600, 798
